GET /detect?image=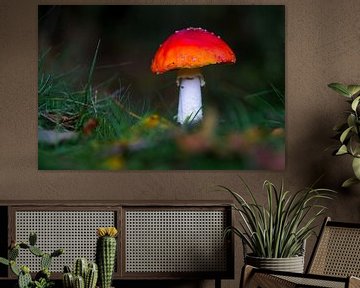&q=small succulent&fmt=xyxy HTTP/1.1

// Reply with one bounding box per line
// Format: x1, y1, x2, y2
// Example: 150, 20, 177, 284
329, 83, 360, 187
33, 278, 54, 288
0, 232, 63, 288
